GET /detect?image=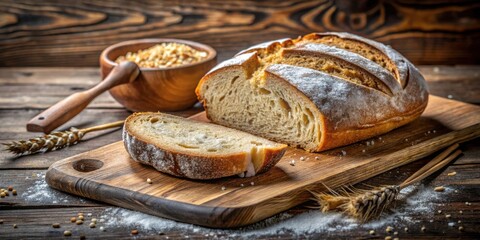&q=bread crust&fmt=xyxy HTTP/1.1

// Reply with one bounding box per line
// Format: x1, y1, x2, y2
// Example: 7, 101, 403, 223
123, 112, 286, 179
196, 32, 429, 152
